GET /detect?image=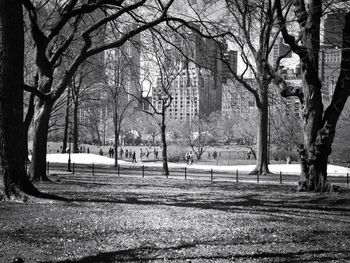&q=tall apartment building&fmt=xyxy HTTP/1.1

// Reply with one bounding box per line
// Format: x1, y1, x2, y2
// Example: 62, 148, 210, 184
152, 27, 237, 122
319, 48, 342, 98
318, 11, 345, 103
323, 12, 346, 48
